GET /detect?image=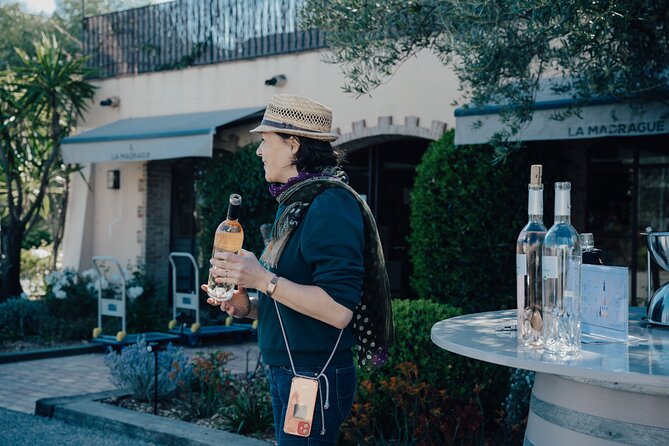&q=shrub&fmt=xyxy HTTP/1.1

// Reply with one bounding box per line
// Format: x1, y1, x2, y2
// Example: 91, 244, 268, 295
46, 265, 167, 336
178, 350, 233, 419
408, 130, 527, 313
0, 297, 46, 341
342, 299, 509, 445
42, 268, 97, 340
20, 244, 52, 298
346, 362, 485, 446
220, 369, 274, 437
104, 336, 191, 402
124, 265, 168, 333
502, 368, 534, 445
